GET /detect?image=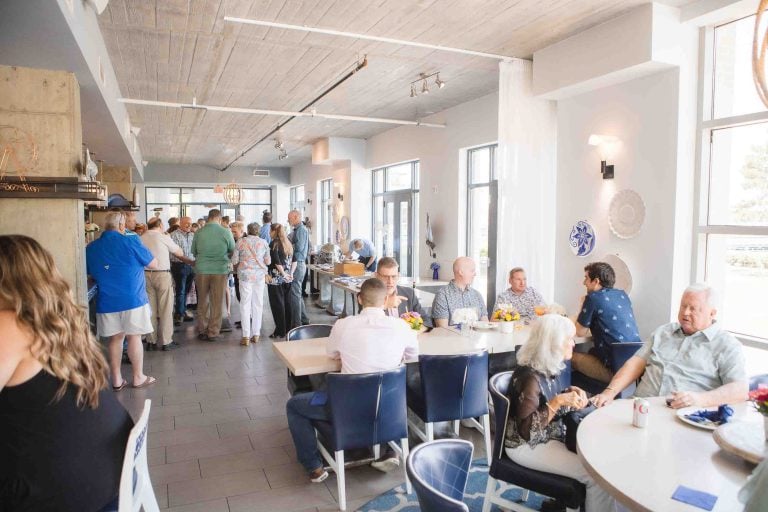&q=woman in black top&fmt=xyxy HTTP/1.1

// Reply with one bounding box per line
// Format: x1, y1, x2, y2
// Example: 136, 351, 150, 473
267, 223, 294, 338
504, 314, 614, 512
0, 235, 133, 512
